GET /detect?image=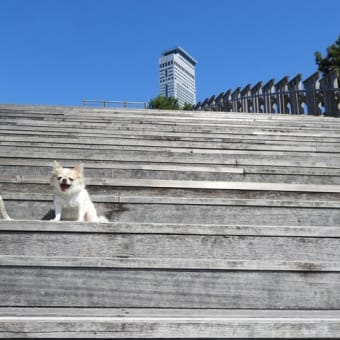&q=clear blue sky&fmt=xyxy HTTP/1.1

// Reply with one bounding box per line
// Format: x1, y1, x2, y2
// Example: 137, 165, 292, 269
0, 0, 339, 106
